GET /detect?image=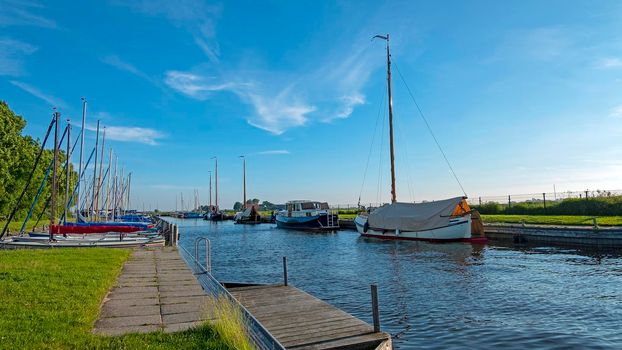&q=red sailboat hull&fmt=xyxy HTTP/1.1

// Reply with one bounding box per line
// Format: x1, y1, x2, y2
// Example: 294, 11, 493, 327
49, 225, 144, 234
